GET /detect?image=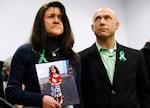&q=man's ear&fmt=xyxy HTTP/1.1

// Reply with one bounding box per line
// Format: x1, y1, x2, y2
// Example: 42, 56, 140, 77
91, 24, 94, 31
116, 21, 120, 30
